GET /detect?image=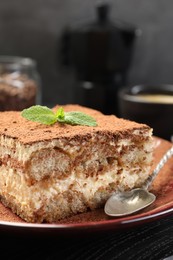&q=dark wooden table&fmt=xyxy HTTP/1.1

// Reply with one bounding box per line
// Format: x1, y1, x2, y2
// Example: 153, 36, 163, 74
1, 214, 173, 260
